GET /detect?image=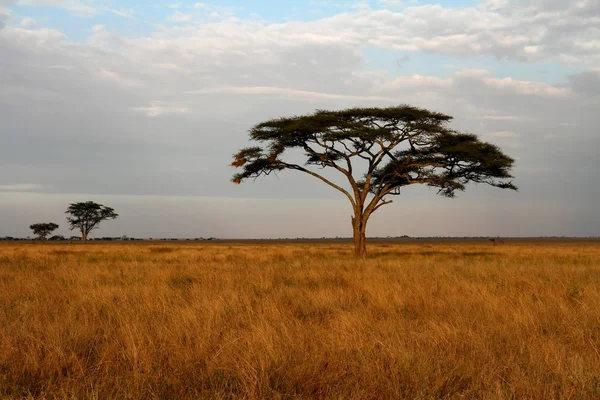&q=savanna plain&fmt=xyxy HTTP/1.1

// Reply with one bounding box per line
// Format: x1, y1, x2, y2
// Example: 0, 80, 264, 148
1, 240, 599, 399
